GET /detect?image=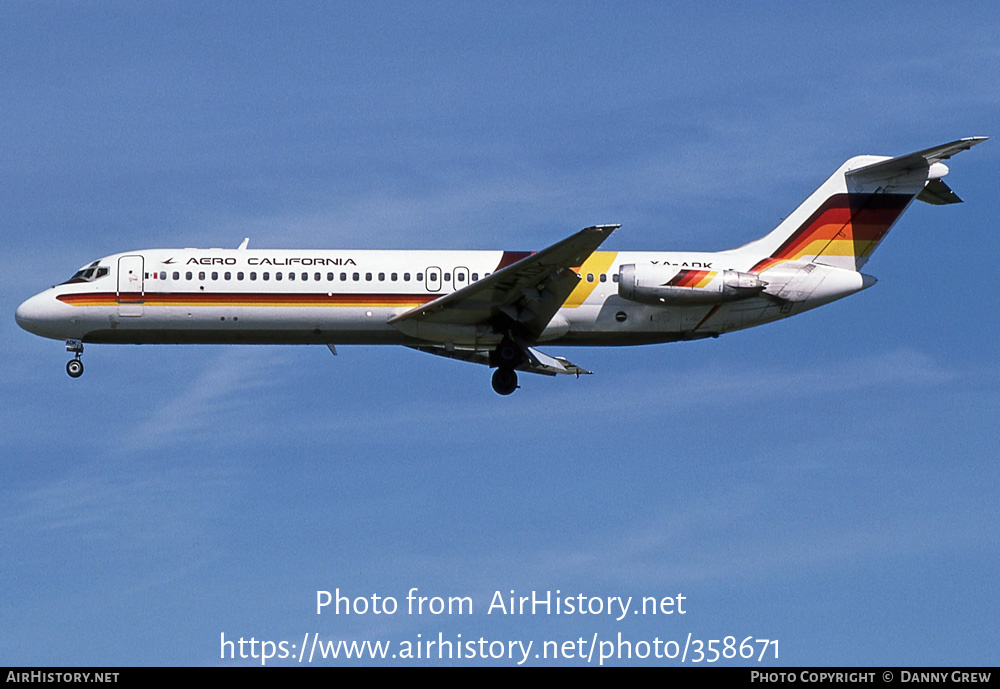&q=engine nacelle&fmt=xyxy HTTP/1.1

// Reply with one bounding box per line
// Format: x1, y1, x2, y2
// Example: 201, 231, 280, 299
618, 264, 767, 305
